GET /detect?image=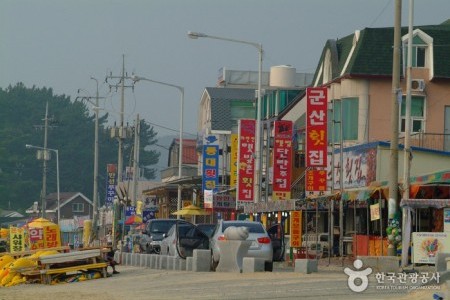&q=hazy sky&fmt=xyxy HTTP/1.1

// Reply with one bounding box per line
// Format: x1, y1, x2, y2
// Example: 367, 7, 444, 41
2, 0, 450, 141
